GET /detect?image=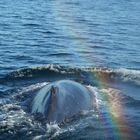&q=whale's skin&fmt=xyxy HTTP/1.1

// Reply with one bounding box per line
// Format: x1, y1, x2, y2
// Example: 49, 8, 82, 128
32, 80, 94, 123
